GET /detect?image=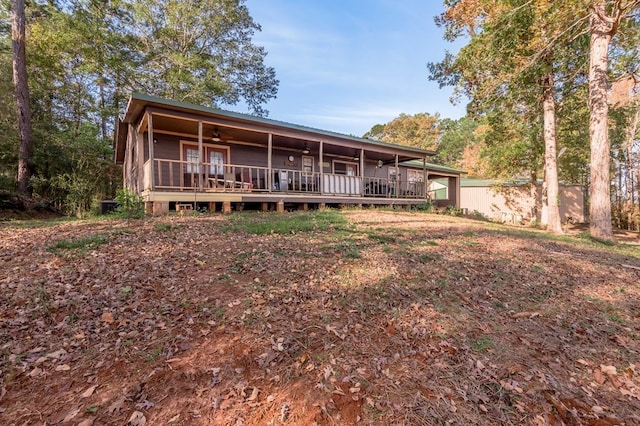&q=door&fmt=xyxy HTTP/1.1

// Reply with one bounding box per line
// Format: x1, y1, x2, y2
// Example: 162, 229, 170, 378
182, 143, 227, 188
